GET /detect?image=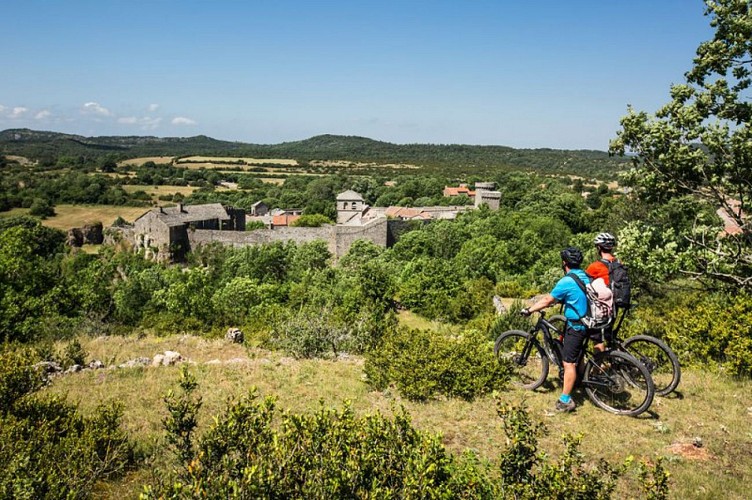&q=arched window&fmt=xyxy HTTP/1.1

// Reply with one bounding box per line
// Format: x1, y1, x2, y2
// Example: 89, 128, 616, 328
351, 201, 357, 209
